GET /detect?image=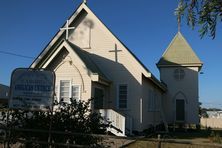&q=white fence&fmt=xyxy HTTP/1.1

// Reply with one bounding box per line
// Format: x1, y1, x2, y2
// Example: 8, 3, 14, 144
200, 117, 222, 129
